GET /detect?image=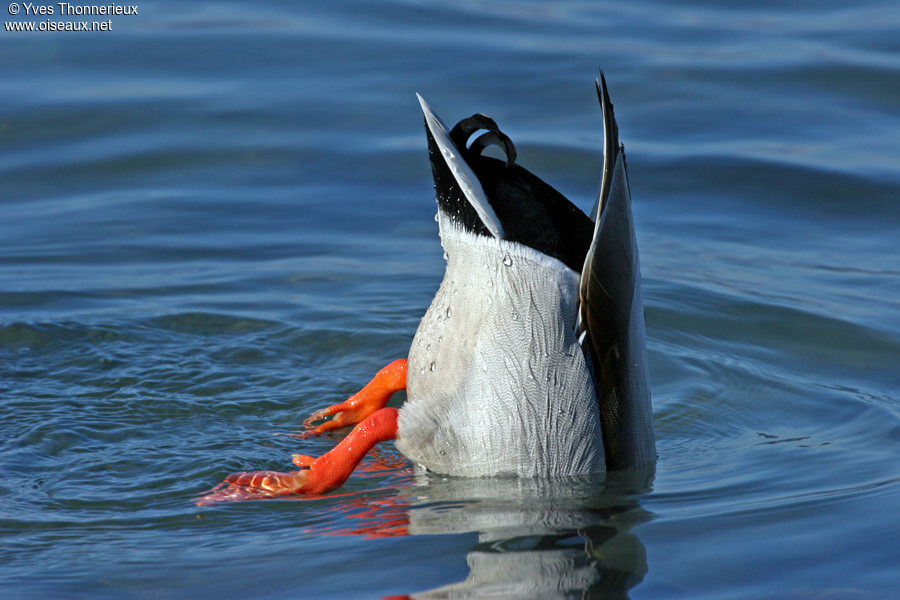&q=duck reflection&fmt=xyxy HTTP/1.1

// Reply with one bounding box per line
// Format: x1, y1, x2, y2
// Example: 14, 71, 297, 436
379, 466, 654, 600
